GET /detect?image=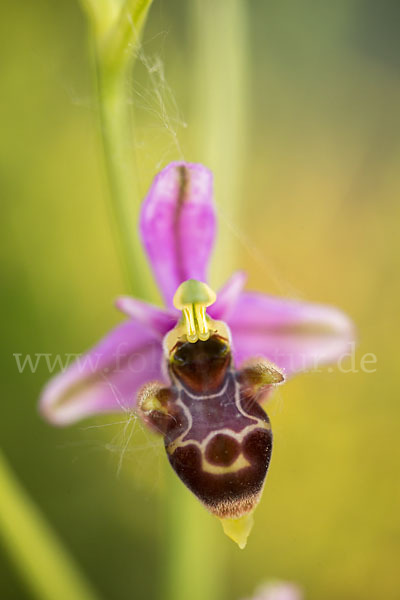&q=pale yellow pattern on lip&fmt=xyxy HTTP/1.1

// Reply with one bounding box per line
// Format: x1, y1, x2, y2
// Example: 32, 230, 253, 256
201, 453, 251, 475
166, 421, 270, 456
